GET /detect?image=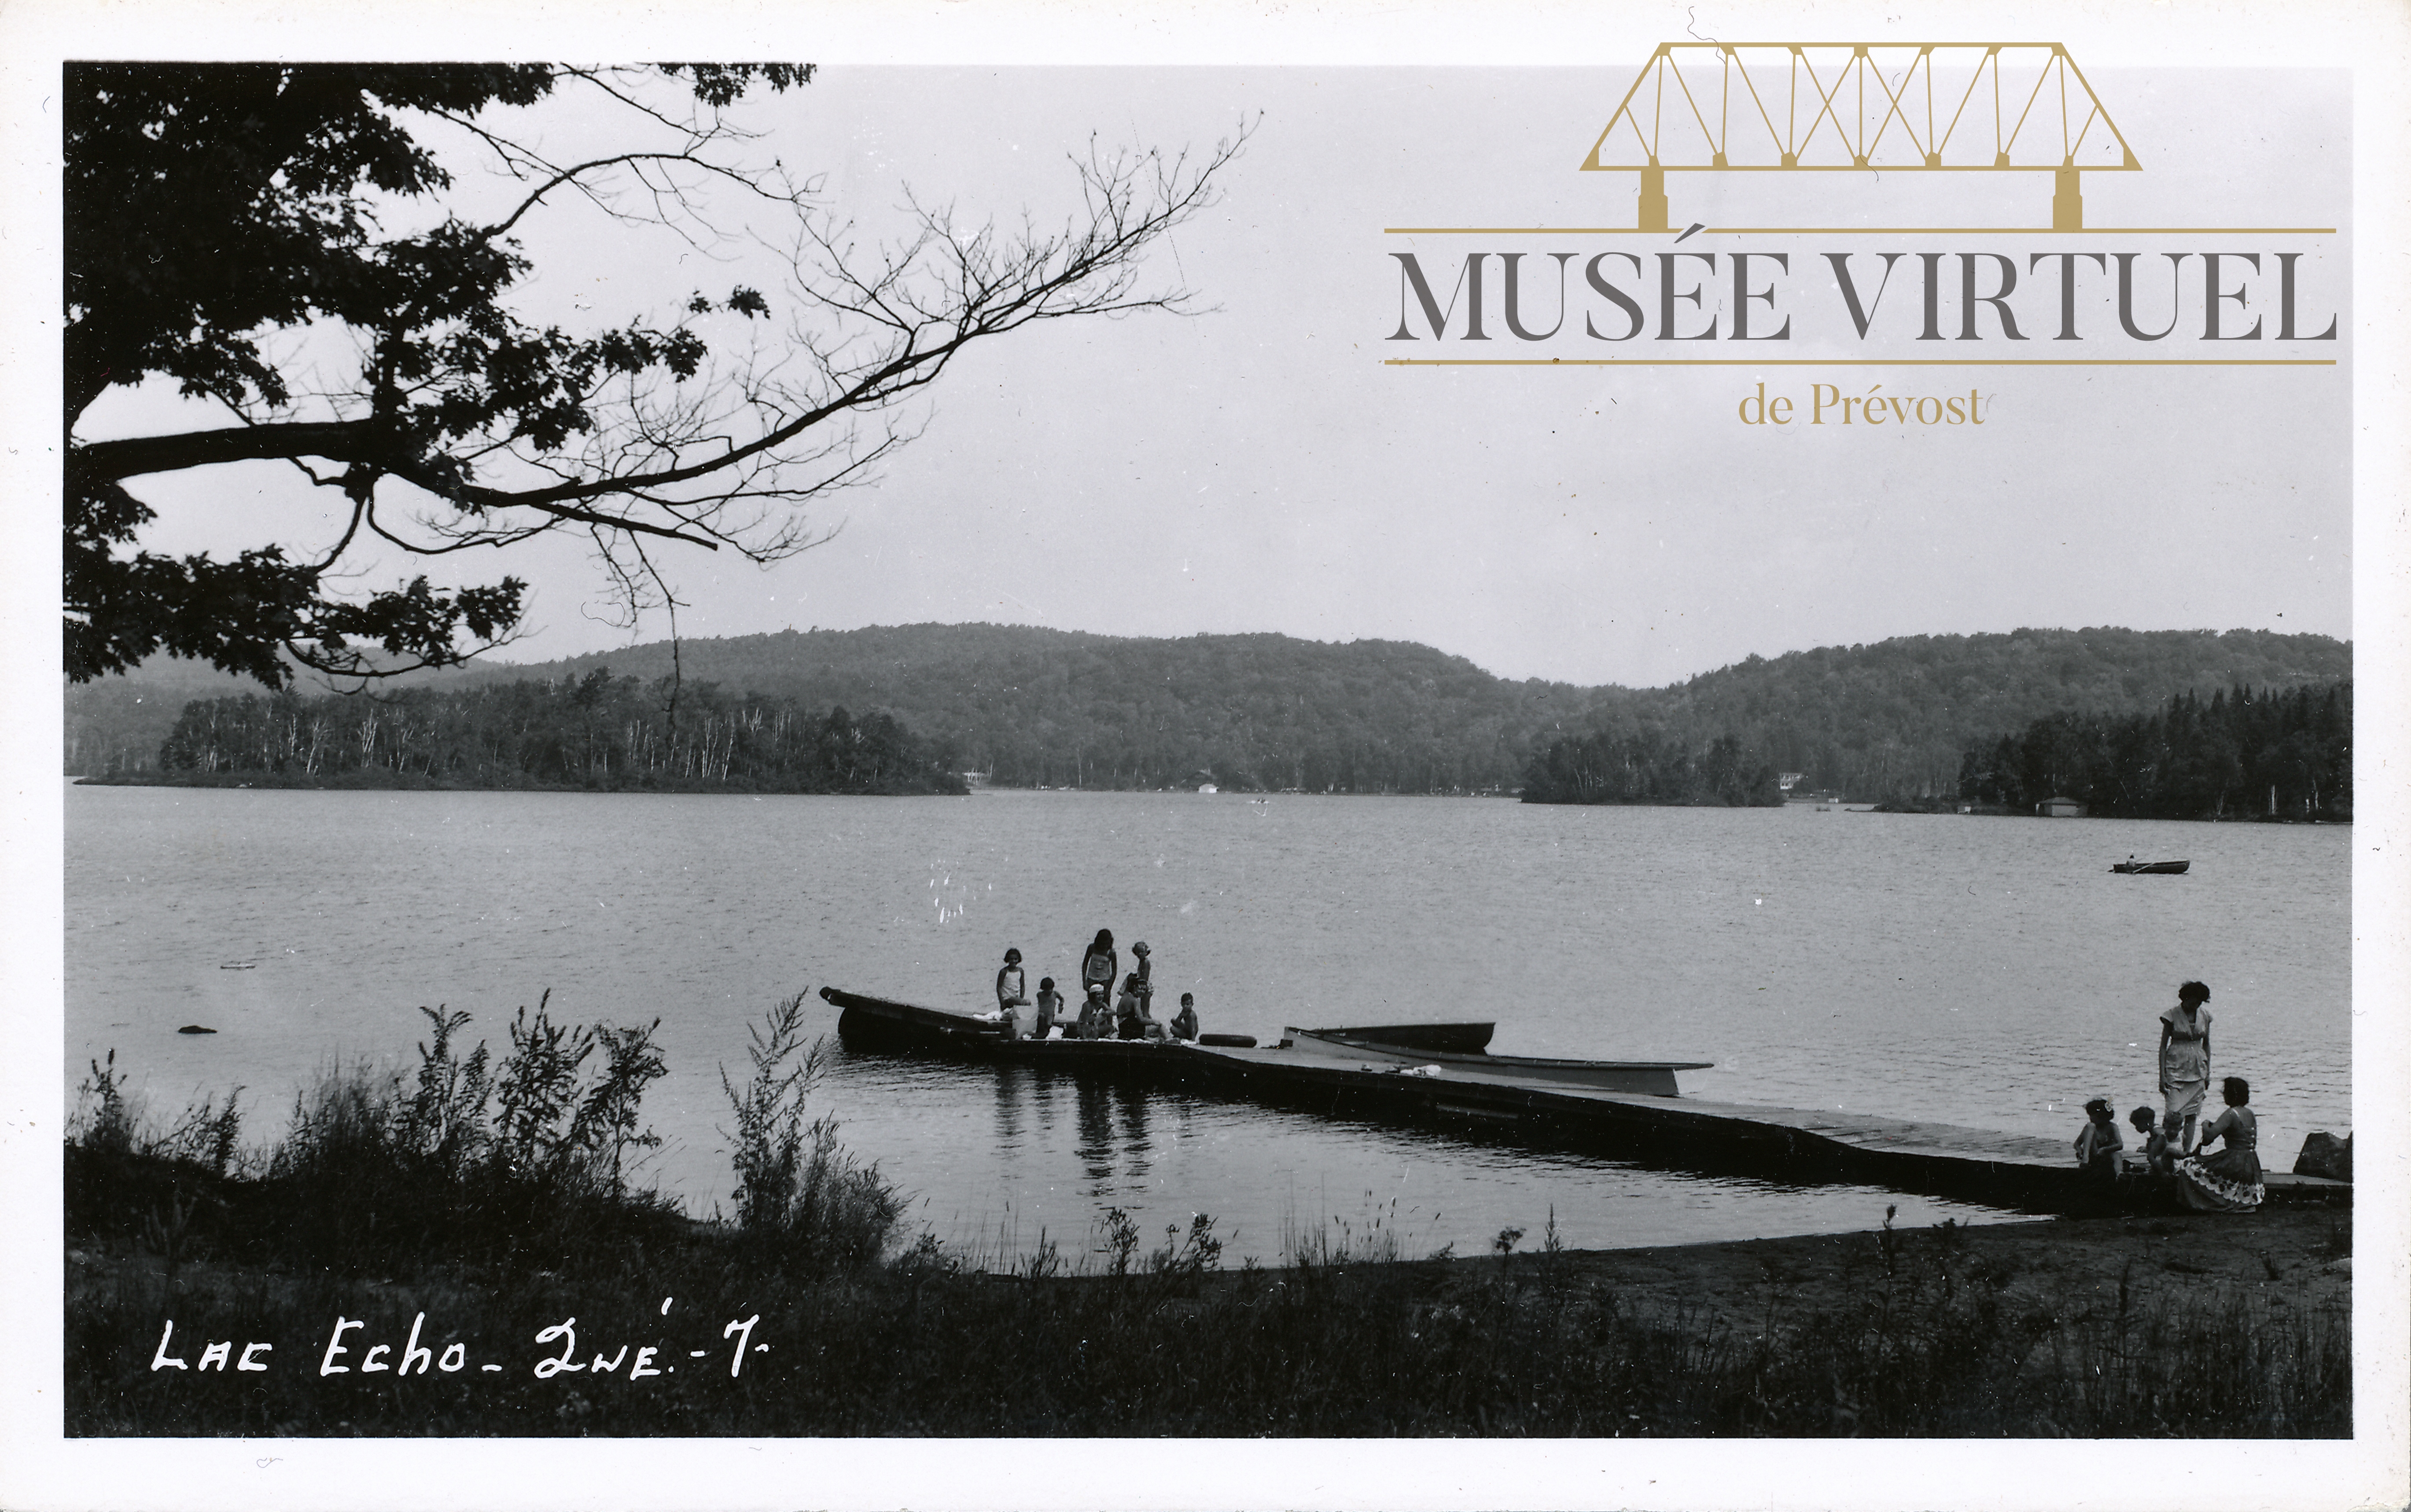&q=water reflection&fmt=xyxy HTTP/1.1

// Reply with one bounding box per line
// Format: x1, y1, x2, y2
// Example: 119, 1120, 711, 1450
1064, 1075, 1154, 1194
992, 1063, 1024, 1152
847, 1041, 2034, 1266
